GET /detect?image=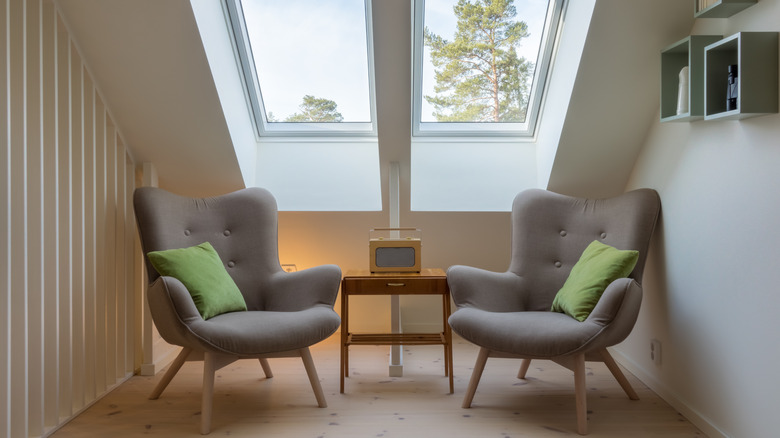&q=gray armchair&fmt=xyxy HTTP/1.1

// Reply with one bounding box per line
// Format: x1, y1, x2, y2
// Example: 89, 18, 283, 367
447, 188, 661, 435
134, 187, 341, 434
